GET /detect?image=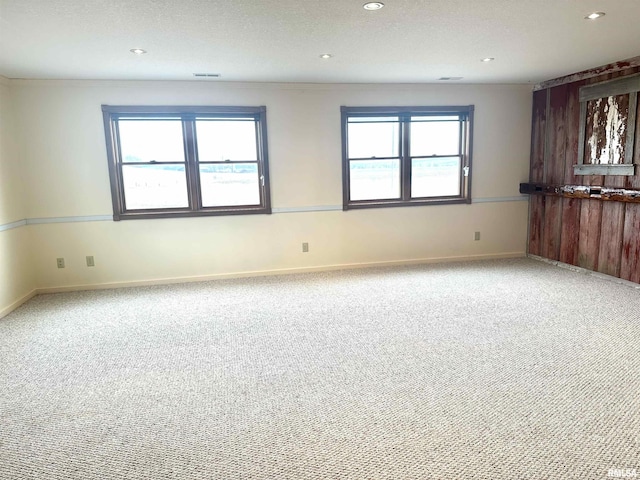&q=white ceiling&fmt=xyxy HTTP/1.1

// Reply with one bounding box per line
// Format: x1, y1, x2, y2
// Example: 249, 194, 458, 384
0, 0, 639, 84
